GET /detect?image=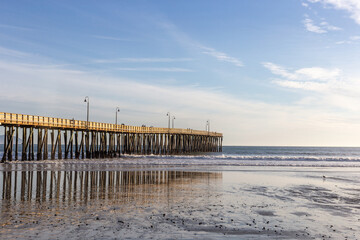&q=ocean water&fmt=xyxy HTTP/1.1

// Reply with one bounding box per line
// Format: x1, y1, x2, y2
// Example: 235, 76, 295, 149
114, 146, 360, 167
2, 146, 360, 167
